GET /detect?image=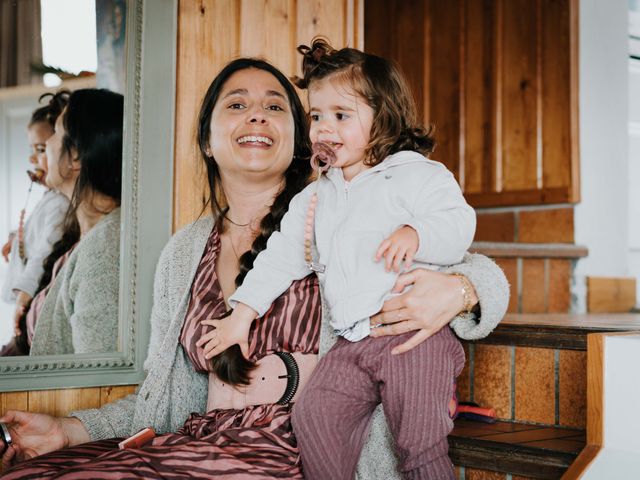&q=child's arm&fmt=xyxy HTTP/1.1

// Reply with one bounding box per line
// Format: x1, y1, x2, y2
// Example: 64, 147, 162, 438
405, 163, 476, 266
197, 186, 316, 358
228, 185, 315, 314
